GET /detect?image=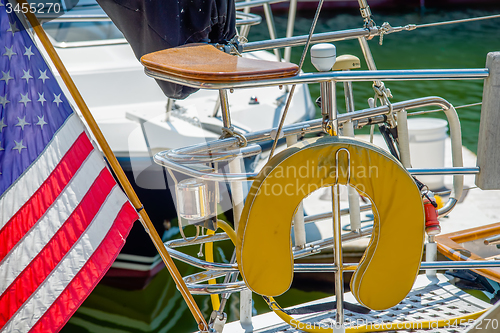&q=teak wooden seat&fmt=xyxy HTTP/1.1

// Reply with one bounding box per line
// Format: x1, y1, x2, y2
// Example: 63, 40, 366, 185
141, 44, 299, 84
